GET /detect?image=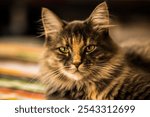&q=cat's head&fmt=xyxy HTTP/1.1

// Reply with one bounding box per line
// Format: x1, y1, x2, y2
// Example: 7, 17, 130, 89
41, 2, 118, 81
